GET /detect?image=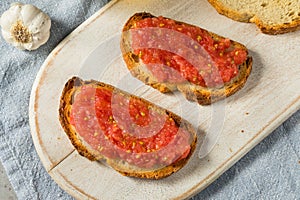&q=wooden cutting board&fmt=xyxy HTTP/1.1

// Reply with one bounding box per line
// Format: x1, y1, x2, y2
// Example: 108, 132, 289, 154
29, 0, 300, 199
